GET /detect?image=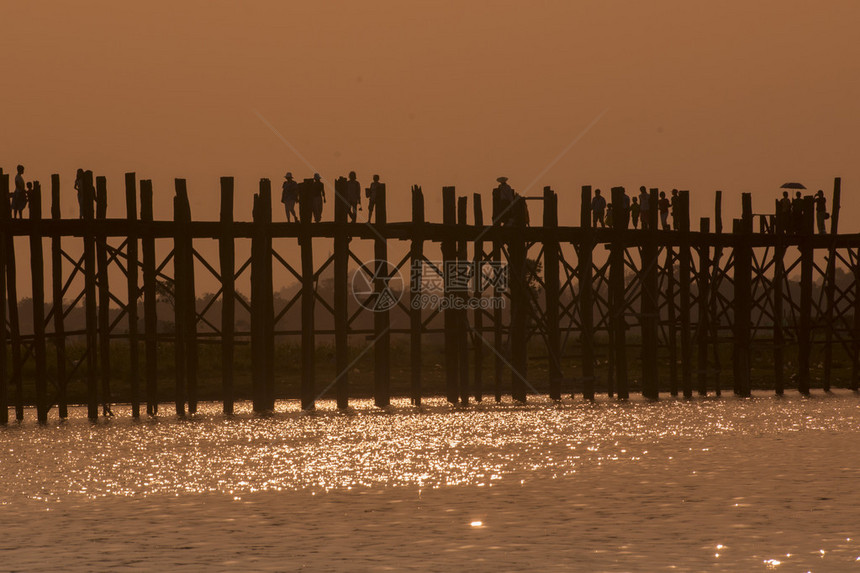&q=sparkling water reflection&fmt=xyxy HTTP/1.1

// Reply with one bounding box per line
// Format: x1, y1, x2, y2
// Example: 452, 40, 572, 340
2, 391, 860, 571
